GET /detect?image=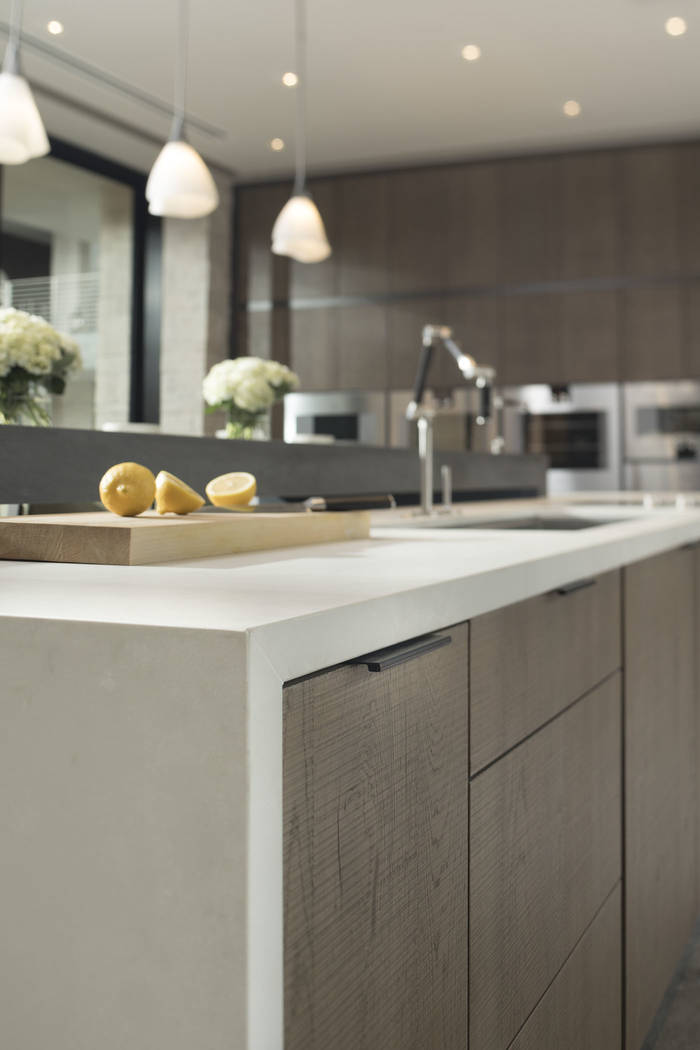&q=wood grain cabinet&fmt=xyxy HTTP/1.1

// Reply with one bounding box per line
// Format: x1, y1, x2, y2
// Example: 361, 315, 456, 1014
469, 673, 622, 1050
624, 548, 698, 1050
283, 625, 469, 1050
470, 569, 621, 773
